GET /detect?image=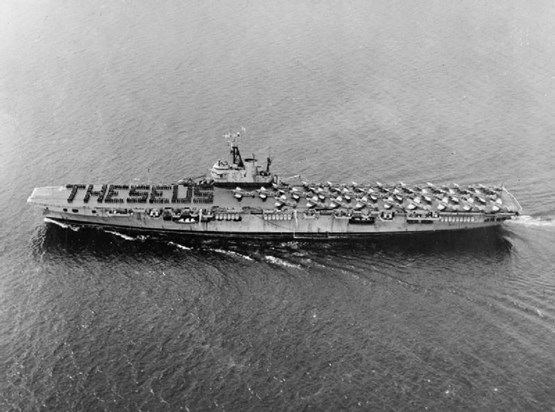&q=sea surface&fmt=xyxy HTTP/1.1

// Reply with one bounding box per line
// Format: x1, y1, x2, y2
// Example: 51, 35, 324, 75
2, 1, 555, 410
